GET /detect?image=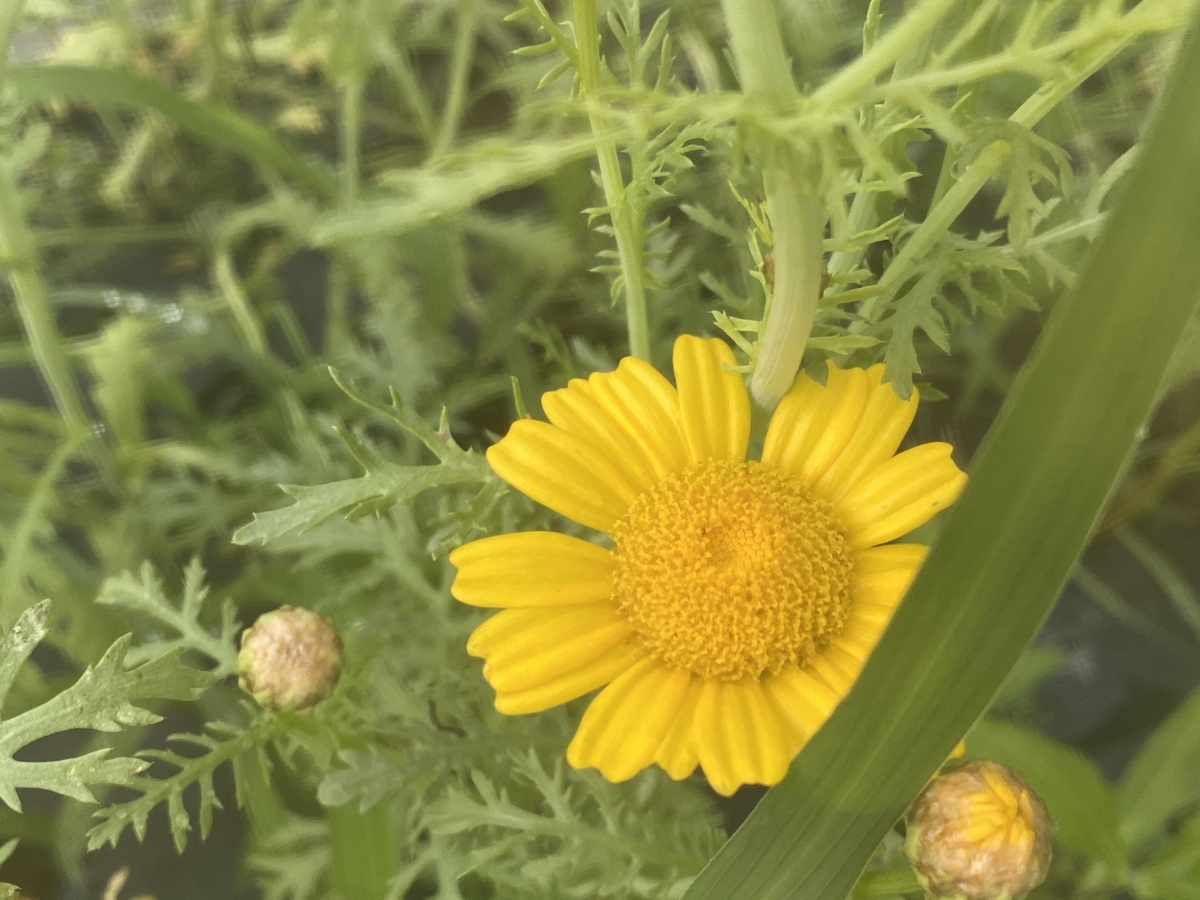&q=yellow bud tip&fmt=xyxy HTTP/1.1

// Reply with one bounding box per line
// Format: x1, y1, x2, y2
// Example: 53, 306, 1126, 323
905, 759, 1054, 900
